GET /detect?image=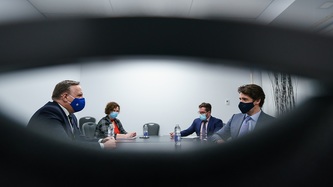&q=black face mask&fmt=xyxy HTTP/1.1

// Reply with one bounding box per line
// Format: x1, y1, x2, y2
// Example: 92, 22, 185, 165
238, 102, 254, 113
